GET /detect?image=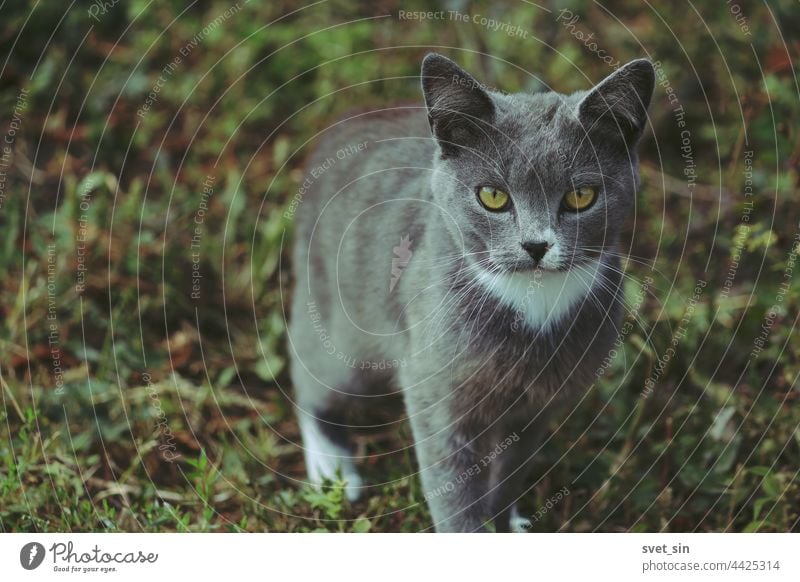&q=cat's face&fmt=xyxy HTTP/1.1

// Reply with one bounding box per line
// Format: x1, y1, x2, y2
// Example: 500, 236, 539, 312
422, 54, 654, 277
